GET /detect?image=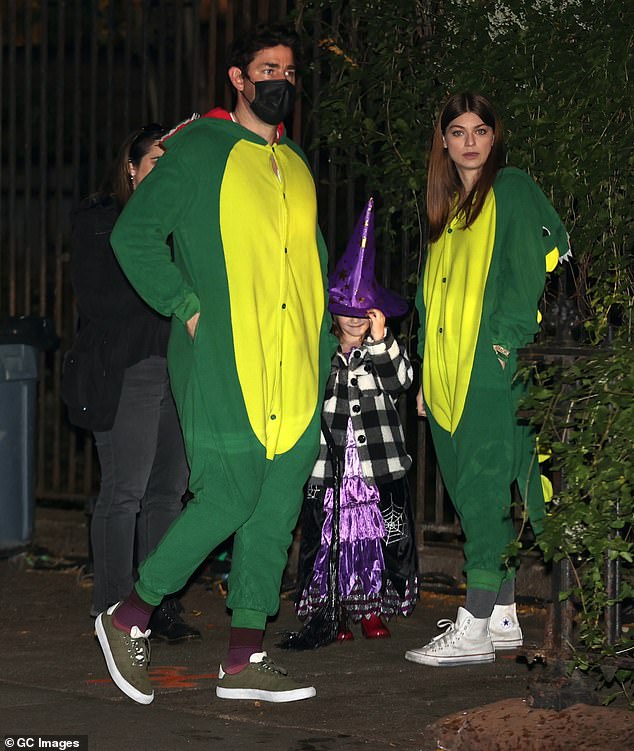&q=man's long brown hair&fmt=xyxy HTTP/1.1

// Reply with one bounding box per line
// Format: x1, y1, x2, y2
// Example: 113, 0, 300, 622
426, 93, 505, 243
